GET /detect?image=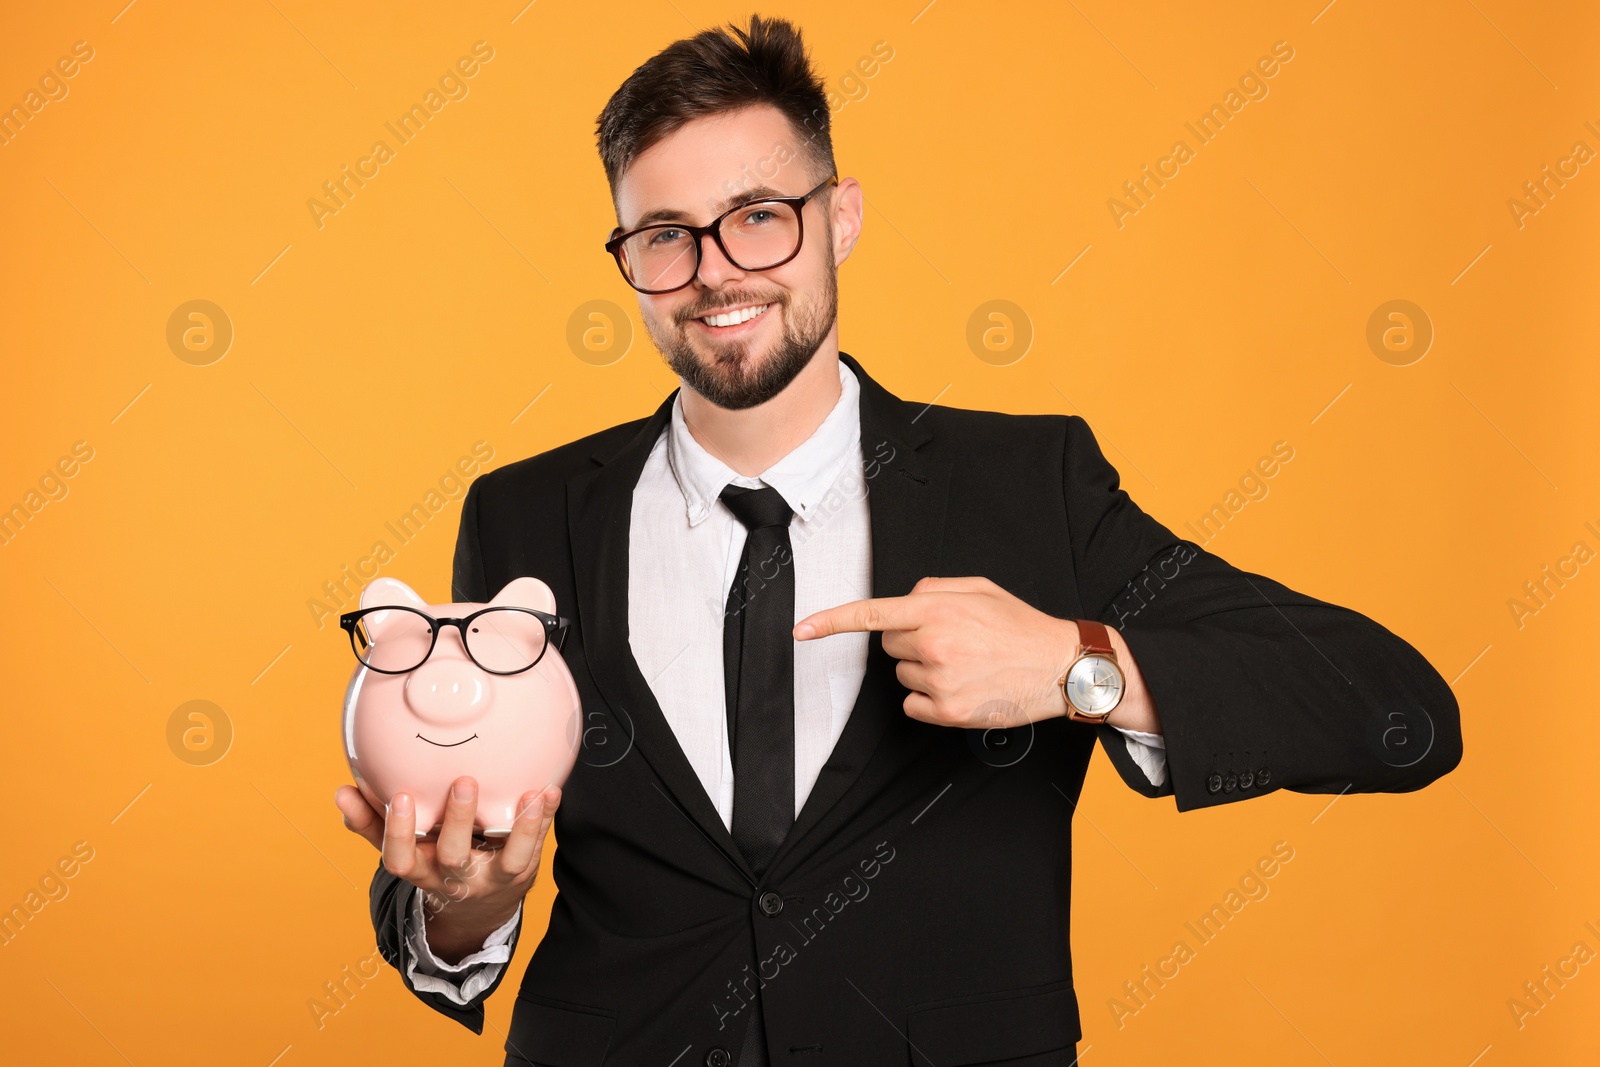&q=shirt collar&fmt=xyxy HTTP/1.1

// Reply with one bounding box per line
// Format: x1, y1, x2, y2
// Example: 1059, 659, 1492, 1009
665, 358, 861, 527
